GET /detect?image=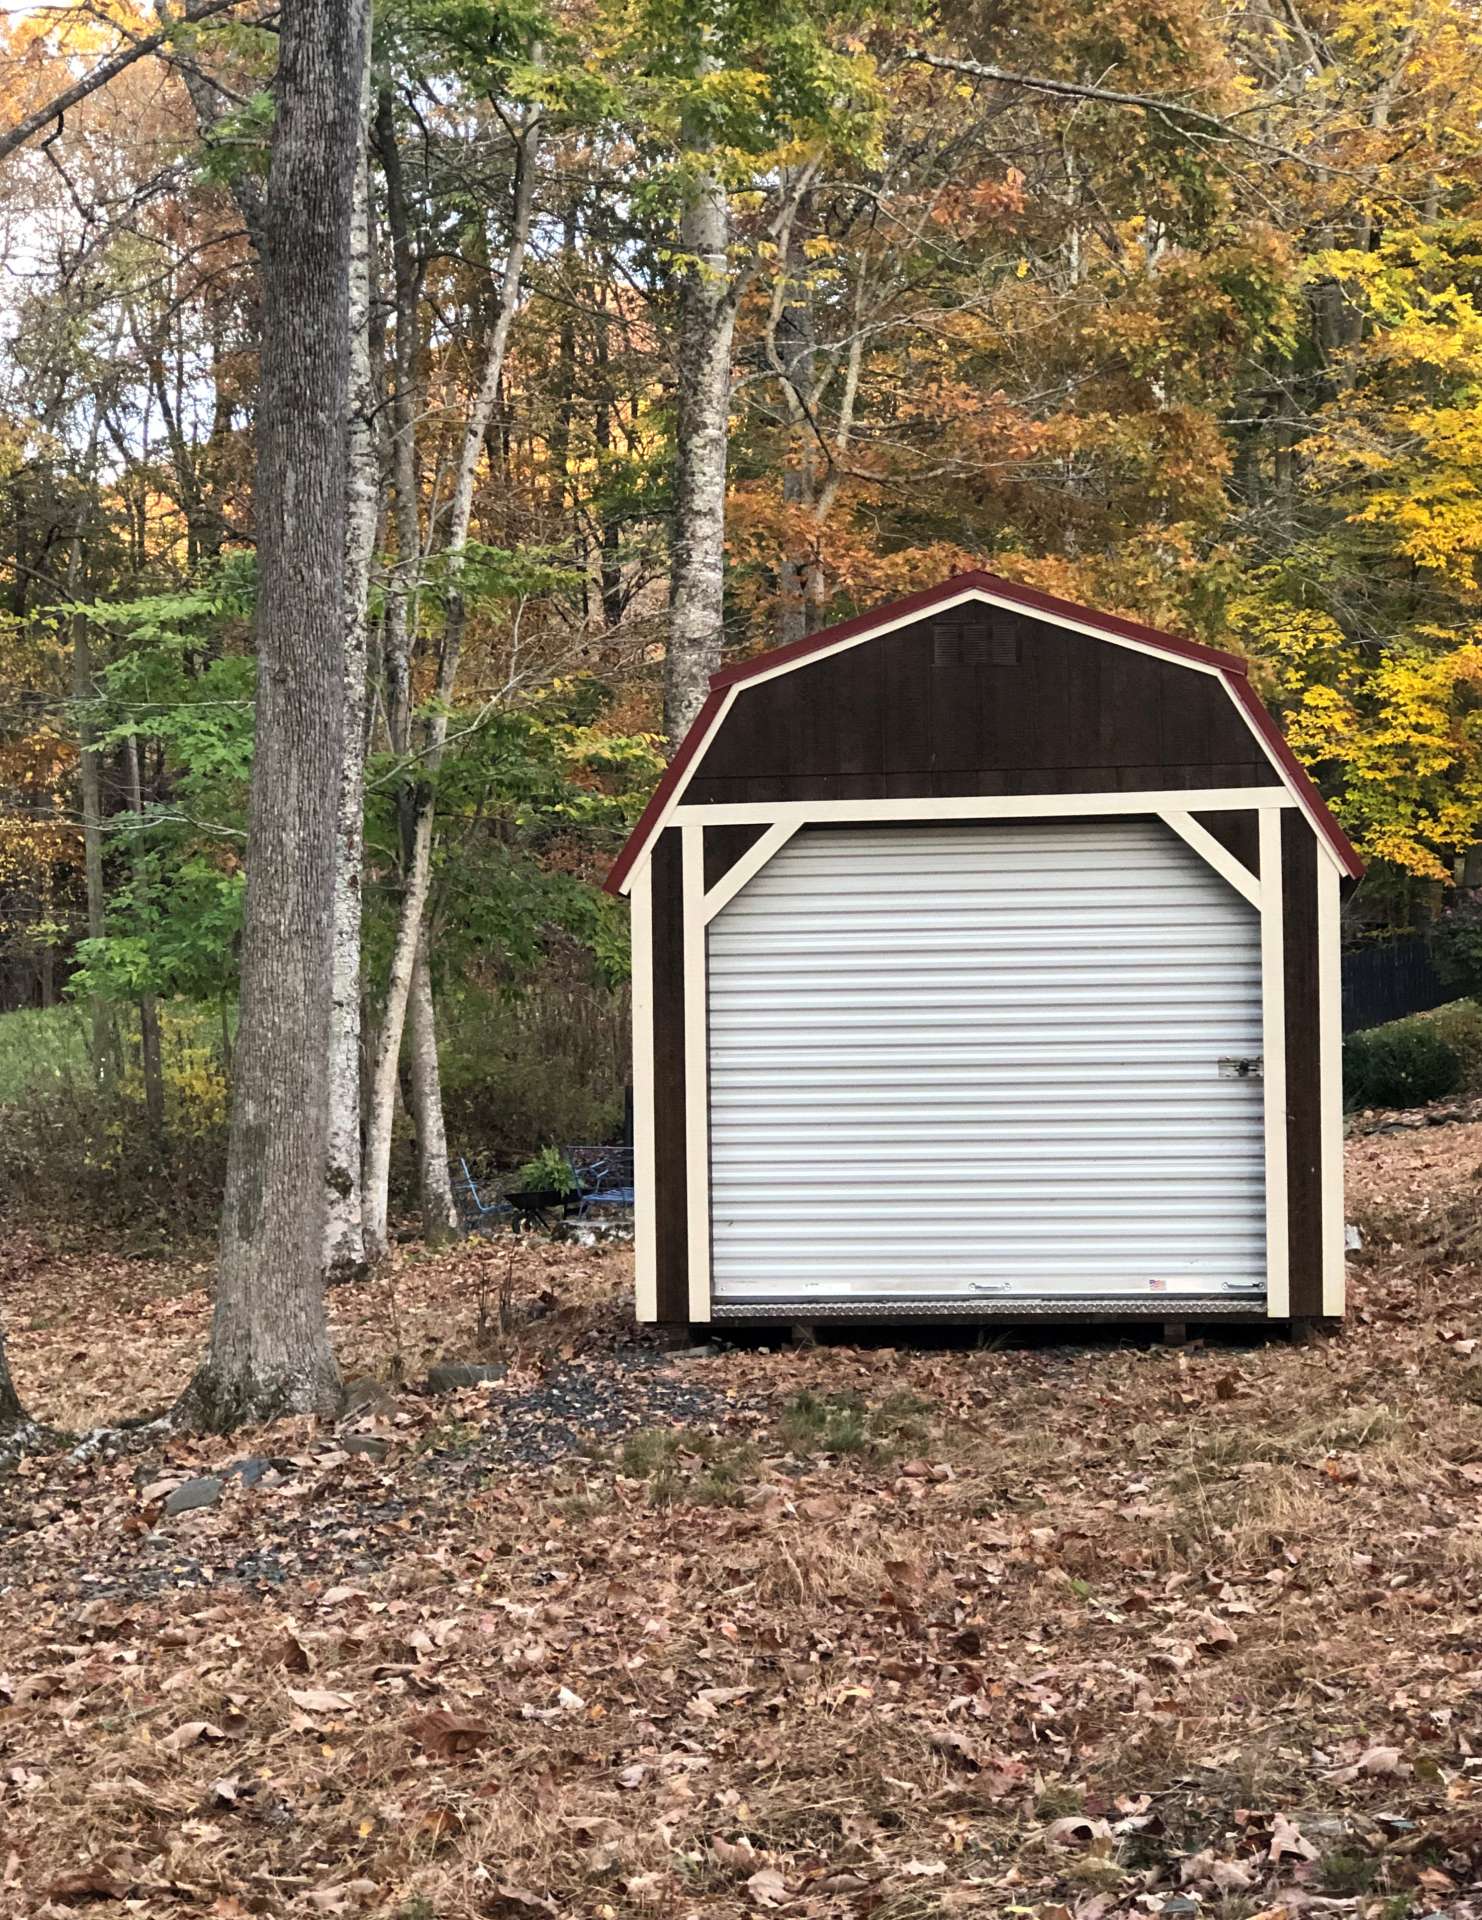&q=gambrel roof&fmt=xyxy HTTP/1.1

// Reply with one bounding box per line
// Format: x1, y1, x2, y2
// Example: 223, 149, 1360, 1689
606, 571, 1363, 893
